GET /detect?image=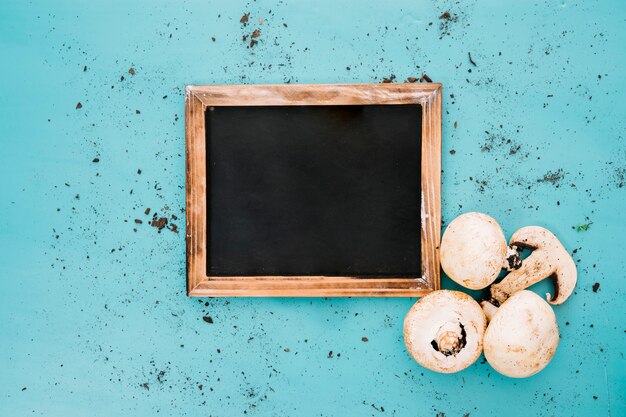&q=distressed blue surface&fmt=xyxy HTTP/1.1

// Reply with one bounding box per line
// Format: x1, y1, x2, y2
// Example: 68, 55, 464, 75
1, 1, 625, 416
